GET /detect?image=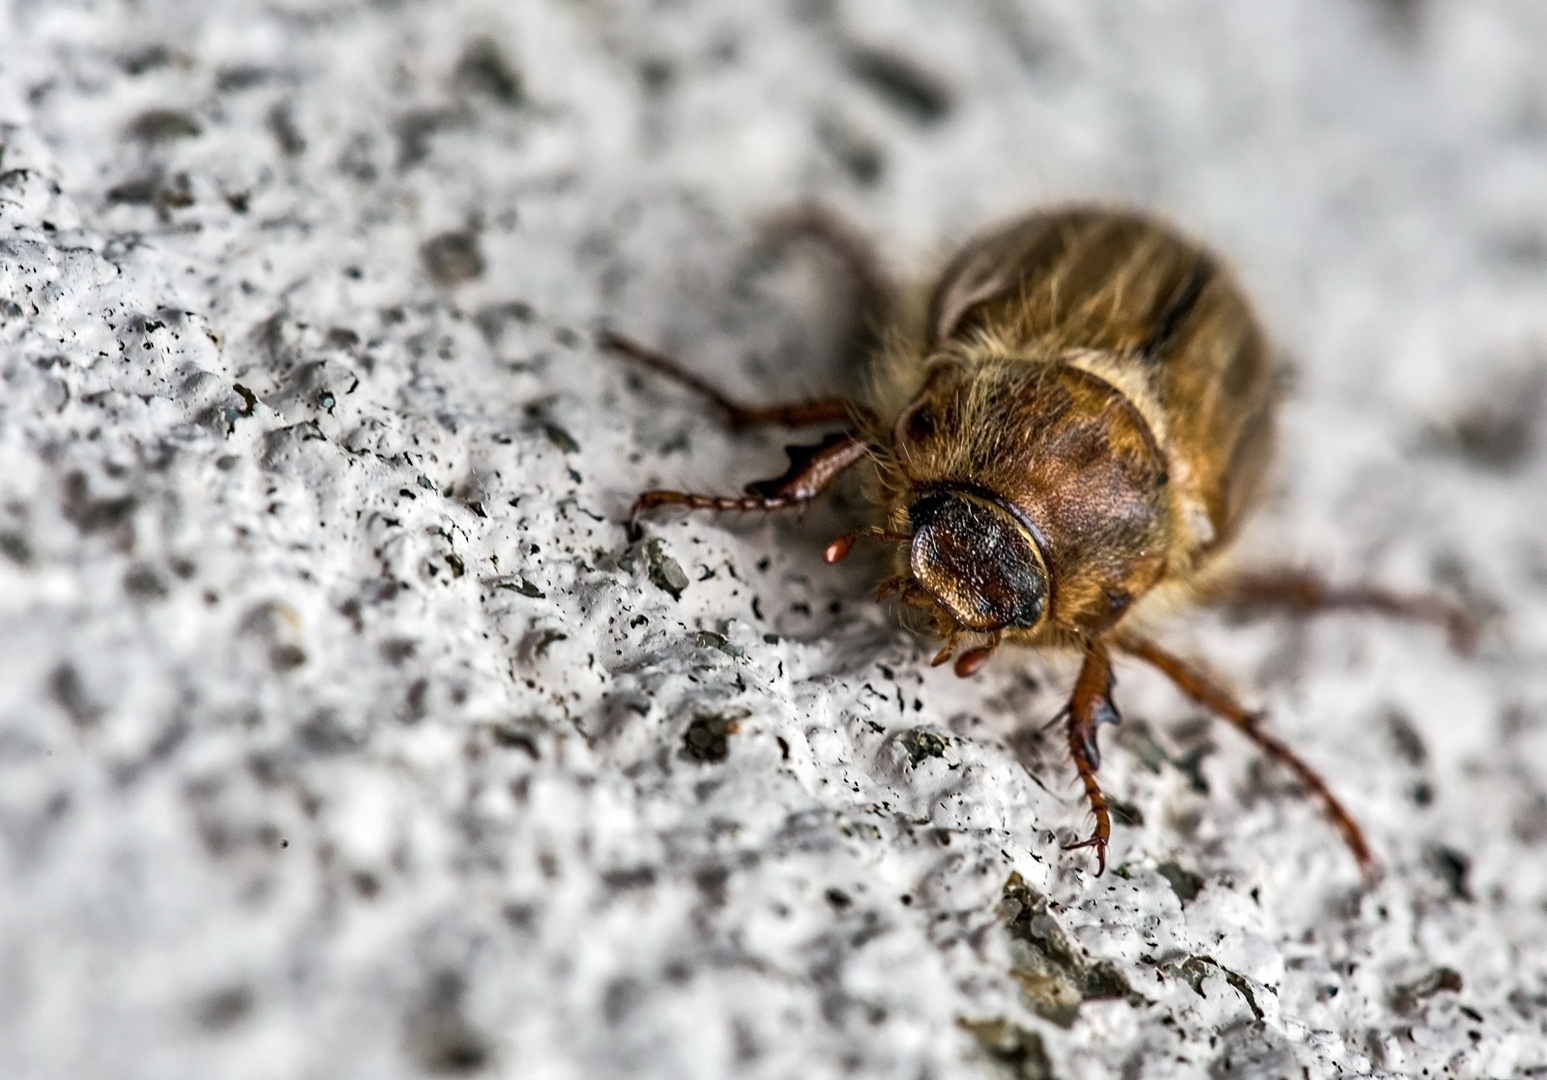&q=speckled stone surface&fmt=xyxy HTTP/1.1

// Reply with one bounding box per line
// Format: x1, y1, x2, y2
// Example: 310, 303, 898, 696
3, 1, 1547, 1077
